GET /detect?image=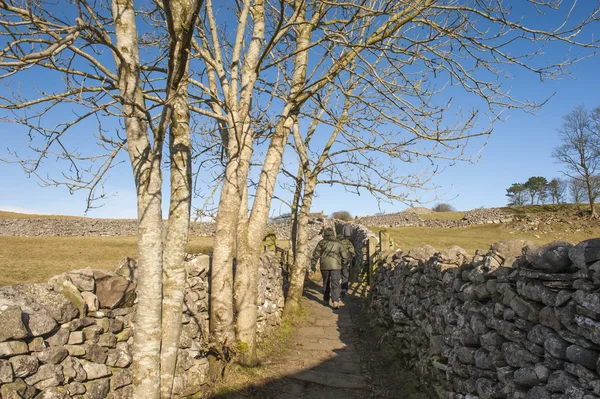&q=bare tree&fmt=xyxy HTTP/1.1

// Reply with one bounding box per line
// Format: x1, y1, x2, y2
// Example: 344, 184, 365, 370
553, 105, 600, 217
548, 178, 567, 204
0, 0, 202, 396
